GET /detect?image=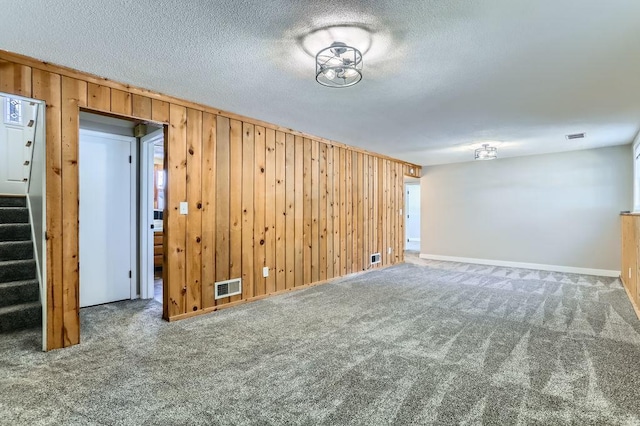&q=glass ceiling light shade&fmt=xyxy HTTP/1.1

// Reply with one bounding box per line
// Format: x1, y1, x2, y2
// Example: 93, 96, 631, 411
474, 144, 498, 160
316, 42, 363, 88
